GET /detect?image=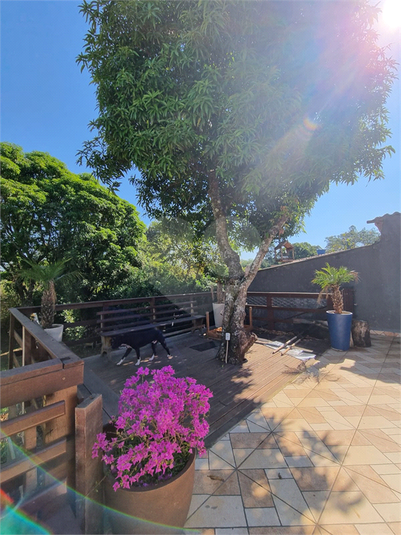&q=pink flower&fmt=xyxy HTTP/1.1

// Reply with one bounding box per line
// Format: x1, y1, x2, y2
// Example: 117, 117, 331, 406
93, 366, 212, 490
